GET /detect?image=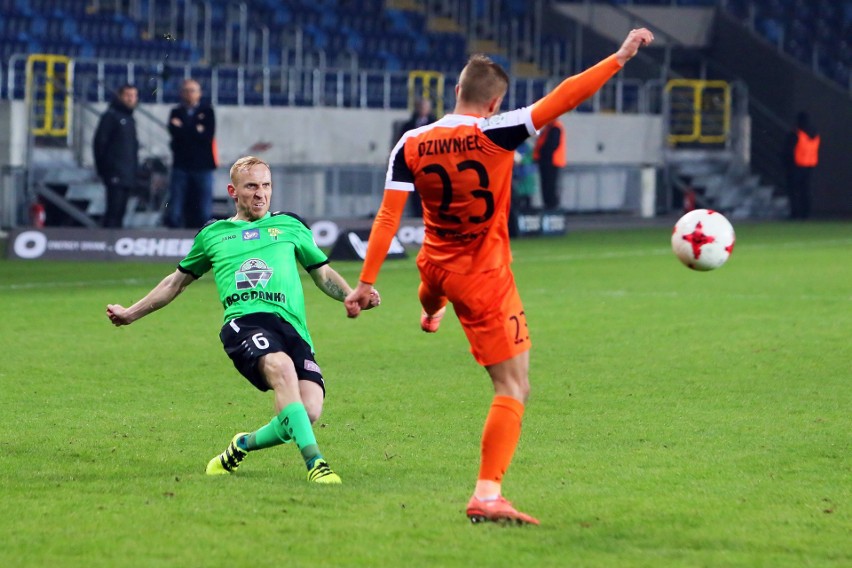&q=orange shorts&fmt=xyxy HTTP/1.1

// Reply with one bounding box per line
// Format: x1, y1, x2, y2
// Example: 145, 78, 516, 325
417, 256, 531, 366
